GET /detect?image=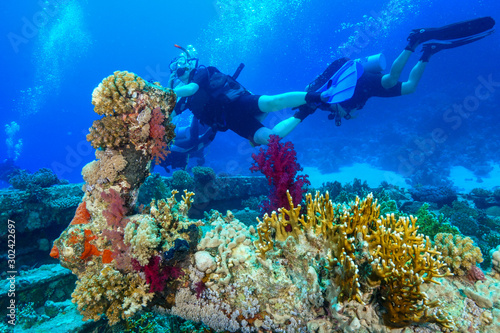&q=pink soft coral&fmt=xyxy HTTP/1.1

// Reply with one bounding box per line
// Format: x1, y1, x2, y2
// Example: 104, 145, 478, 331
100, 189, 129, 269
149, 107, 169, 164
250, 135, 310, 214
101, 189, 127, 227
